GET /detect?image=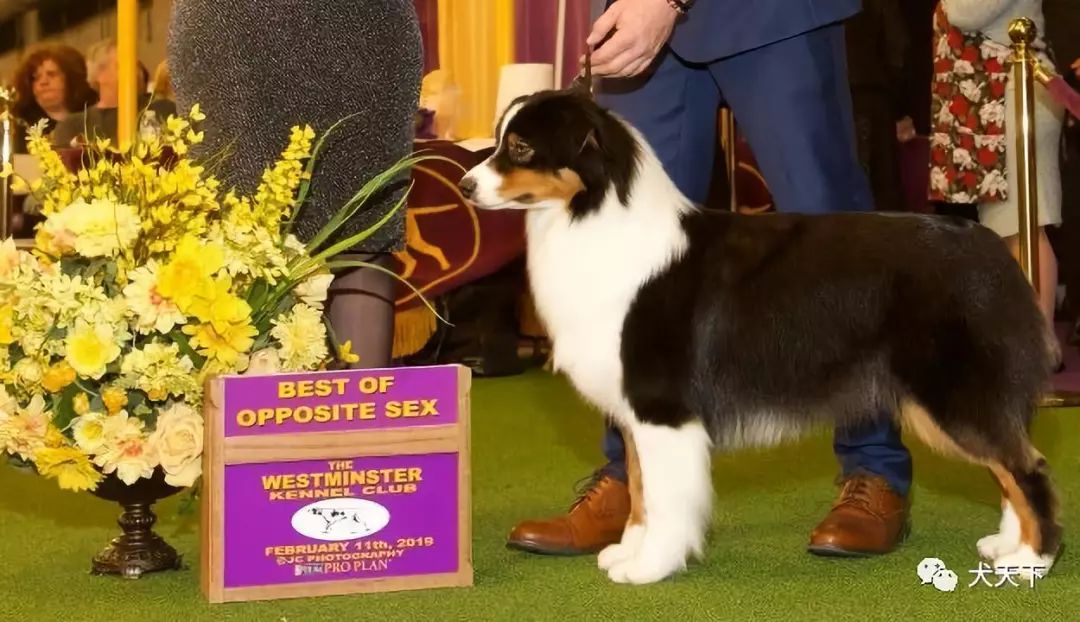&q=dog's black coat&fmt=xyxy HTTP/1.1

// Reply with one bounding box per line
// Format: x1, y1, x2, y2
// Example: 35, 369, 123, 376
622, 209, 1052, 462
